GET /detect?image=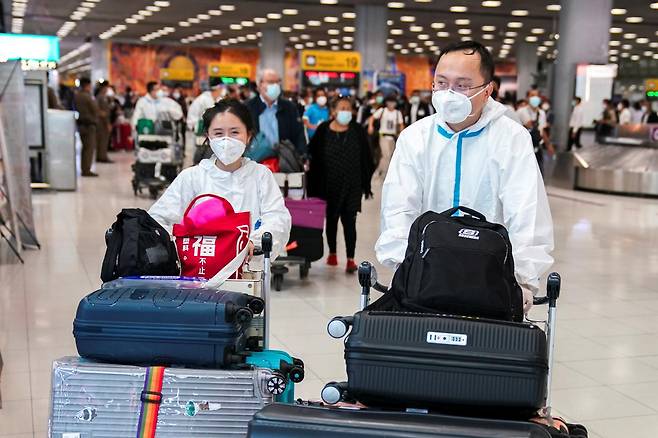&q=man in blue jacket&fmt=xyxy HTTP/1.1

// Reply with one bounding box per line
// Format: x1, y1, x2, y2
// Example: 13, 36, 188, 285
246, 68, 307, 156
